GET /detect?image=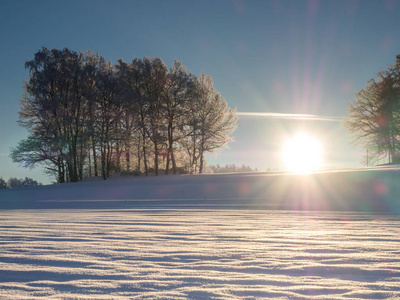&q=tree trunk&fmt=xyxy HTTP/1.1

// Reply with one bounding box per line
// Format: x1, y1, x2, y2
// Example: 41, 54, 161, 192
166, 121, 177, 175
154, 139, 159, 176
116, 143, 121, 172
141, 112, 148, 176
101, 145, 107, 180
192, 135, 197, 174
88, 149, 92, 178
166, 148, 170, 175
171, 148, 177, 174
142, 132, 148, 176
166, 122, 172, 175
199, 140, 204, 174
106, 142, 112, 178
92, 139, 98, 176
58, 156, 65, 183
137, 135, 141, 172
126, 150, 130, 172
